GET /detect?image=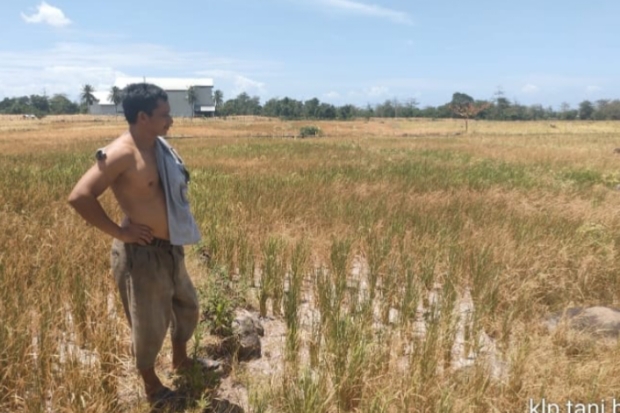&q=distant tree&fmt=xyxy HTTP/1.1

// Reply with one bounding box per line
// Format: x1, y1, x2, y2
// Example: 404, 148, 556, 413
3, 96, 30, 114
337, 104, 356, 120
419, 105, 438, 119
220, 100, 235, 117
400, 98, 419, 117
375, 100, 396, 118
596, 100, 620, 120
80, 84, 96, 107
108, 86, 122, 116
249, 96, 262, 115
450, 101, 491, 132
221, 92, 263, 116
236, 92, 250, 114
187, 86, 198, 118
609, 100, 620, 120
490, 88, 511, 120
49, 94, 79, 114
317, 102, 337, 119
360, 104, 374, 120
276, 97, 303, 119
0, 97, 12, 112
505, 101, 529, 121
527, 104, 547, 120
303, 98, 320, 119
435, 103, 453, 118
0, 97, 19, 114
448, 92, 489, 132
593, 100, 610, 120
262, 98, 280, 117
578, 100, 595, 120
29, 94, 49, 114
213, 89, 223, 116
450, 92, 474, 108
559, 102, 578, 120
